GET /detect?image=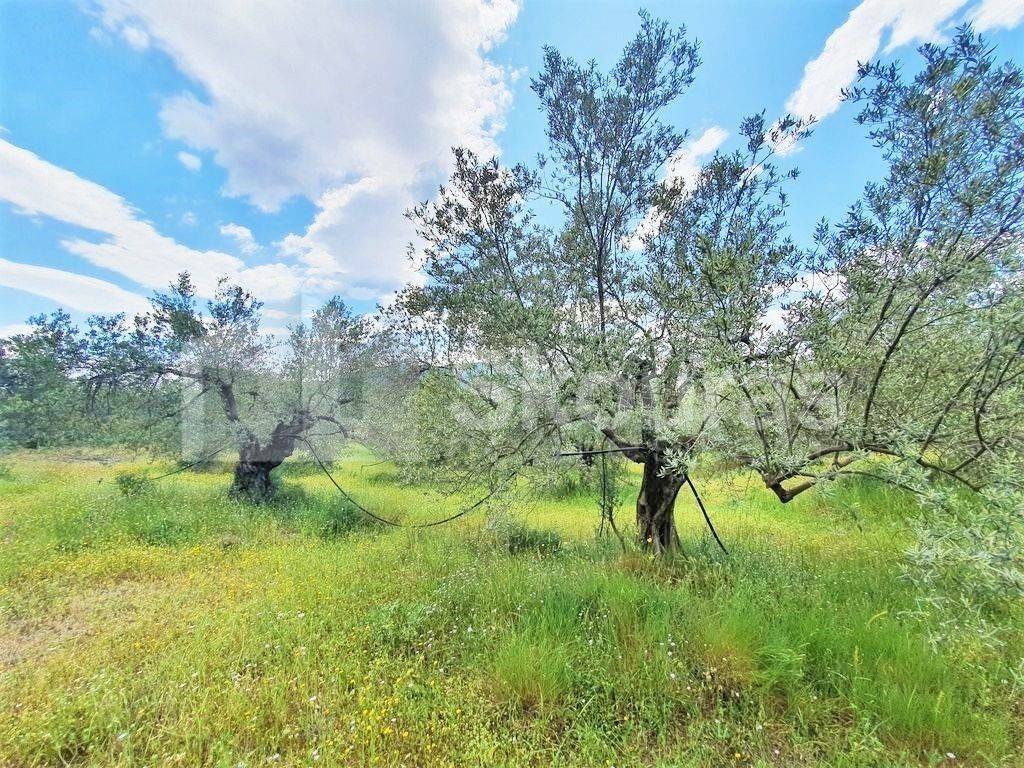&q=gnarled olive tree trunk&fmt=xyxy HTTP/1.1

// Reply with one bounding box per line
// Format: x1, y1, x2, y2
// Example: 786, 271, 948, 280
231, 457, 281, 502
636, 452, 685, 553
230, 412, 314, 502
